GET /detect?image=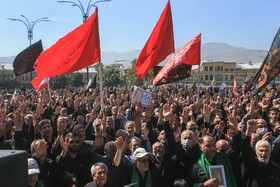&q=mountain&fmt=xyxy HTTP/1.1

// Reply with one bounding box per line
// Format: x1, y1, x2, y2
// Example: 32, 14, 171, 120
0, 42, 267, 68
201, 42, 267, 64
